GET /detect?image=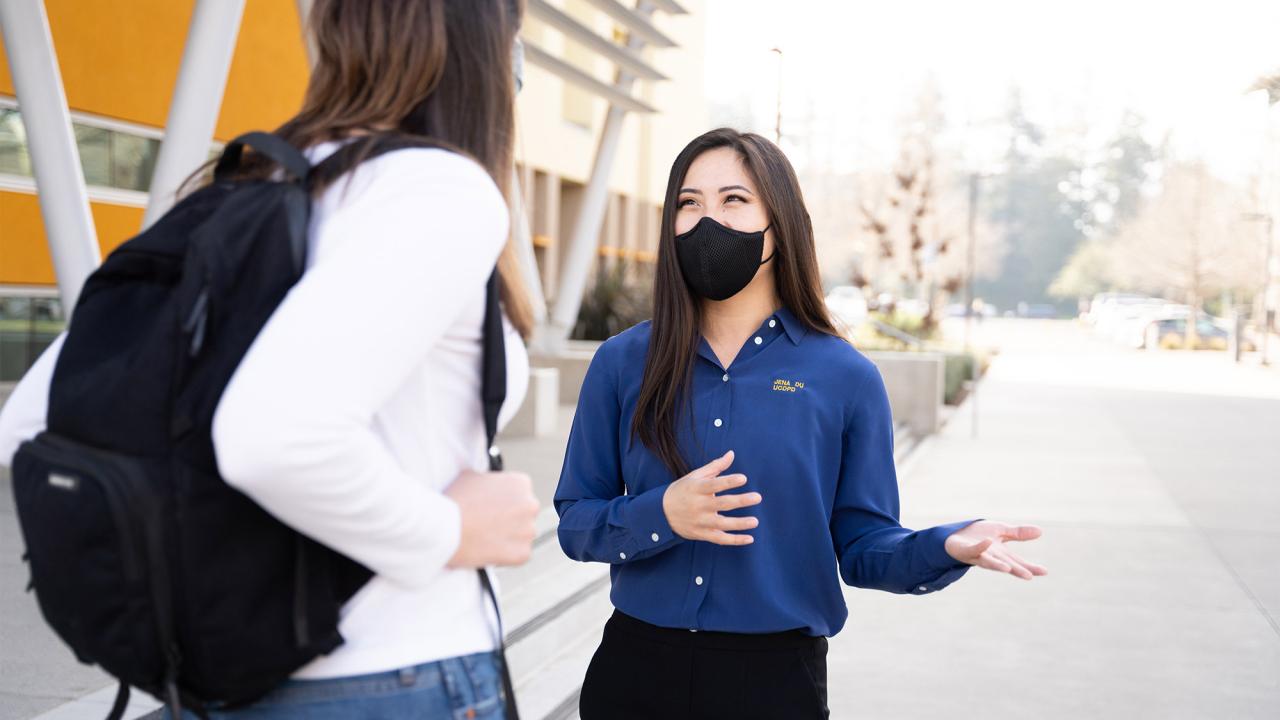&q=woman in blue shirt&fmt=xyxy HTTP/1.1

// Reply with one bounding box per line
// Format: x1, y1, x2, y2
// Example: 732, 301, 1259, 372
554, 128, 1046, 719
